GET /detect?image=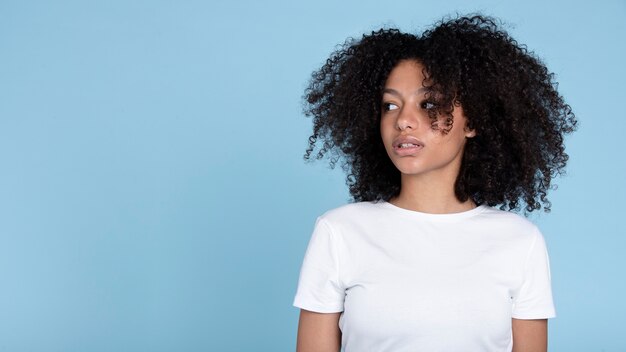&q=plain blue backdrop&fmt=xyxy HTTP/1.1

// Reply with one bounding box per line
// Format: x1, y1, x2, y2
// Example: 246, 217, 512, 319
1, 0, 625, 350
